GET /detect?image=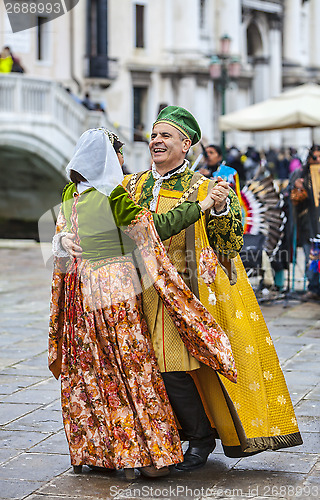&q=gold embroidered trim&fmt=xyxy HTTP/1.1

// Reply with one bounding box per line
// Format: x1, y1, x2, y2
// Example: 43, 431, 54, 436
172, 177, 206, 208
129, 172, 138, 201
90, 255, 132, 270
